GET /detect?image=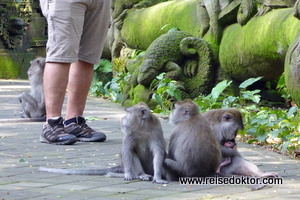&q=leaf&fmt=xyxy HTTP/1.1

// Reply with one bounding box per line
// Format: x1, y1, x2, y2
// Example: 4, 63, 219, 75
168, 27, 180, 32
239, 77, 263, 89
85, 116, 100, 121
281, 141, 291, 152
247, 128, 258, 137
153, 94, 163, 106
248, 139, 258, 144
150, 79, 158, 90
257, 132, 269, 142
19, 159, 25, 162
161, 24, 171, 31
287, 107, 297, 118
270, 129, 280, 139
210, 80, 232, 100
276, 73, 285, 89
174, 90, 182, 101
99, 59, 113, 73
156, 72, 166, 80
